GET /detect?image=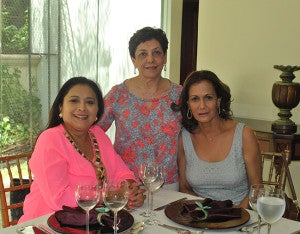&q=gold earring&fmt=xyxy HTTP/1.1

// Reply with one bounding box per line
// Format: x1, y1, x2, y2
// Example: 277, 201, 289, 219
59, 113, 63, 118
